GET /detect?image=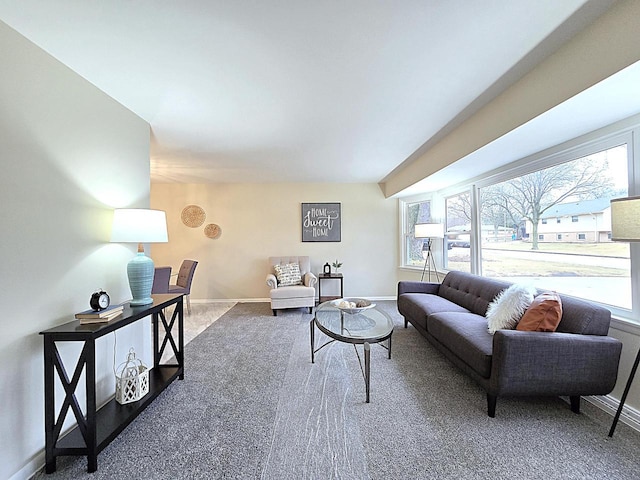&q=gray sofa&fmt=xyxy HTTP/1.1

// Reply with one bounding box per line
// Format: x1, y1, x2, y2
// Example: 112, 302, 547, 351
397, 271, 623, 417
